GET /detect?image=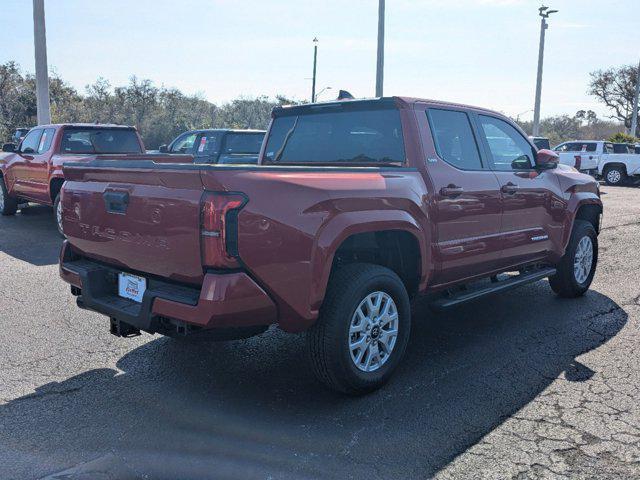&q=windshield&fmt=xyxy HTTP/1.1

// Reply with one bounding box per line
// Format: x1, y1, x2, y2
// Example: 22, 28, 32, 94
60, 128, 142, 154
263, 106, 405, 165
